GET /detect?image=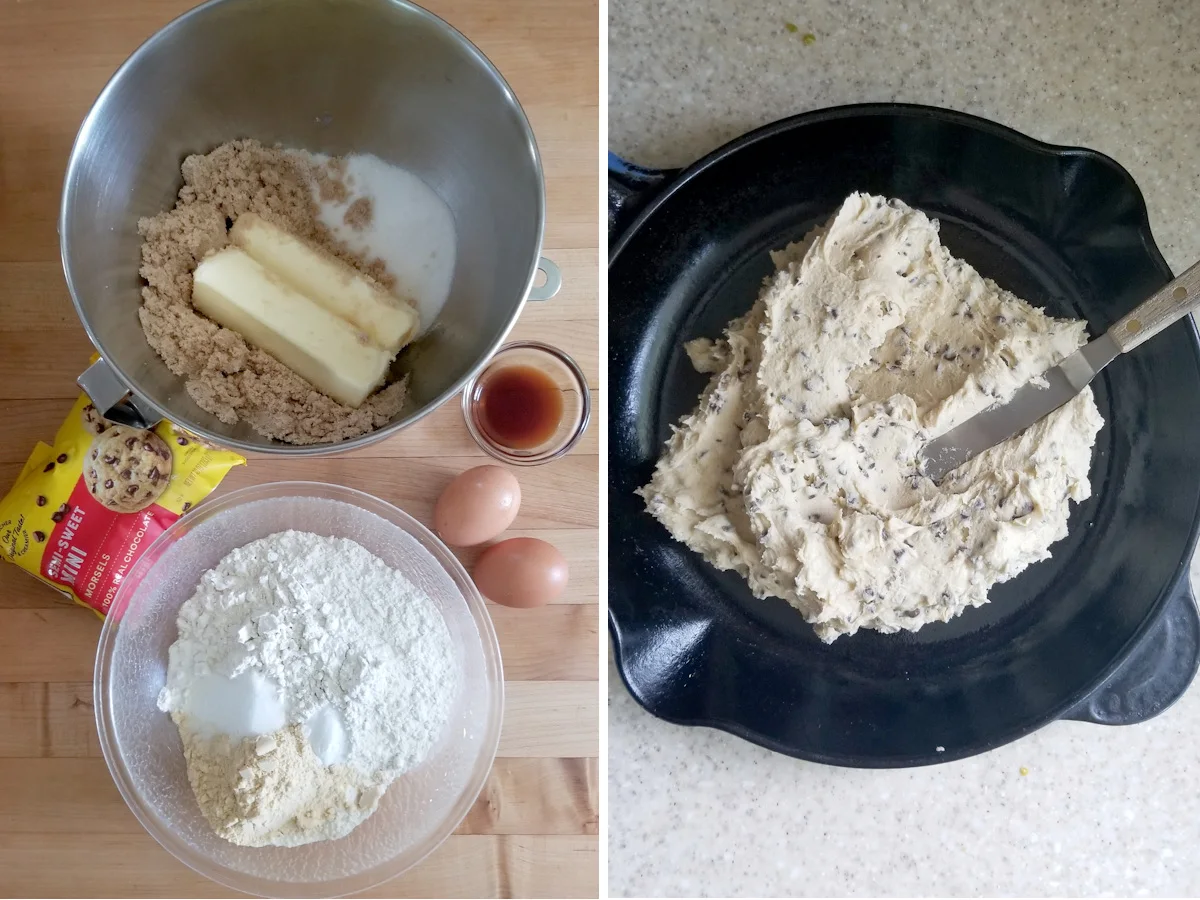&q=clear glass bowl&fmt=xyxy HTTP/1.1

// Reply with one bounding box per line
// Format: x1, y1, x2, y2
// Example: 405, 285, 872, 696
93, 482, 504, 898
461, 340, 591, 465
